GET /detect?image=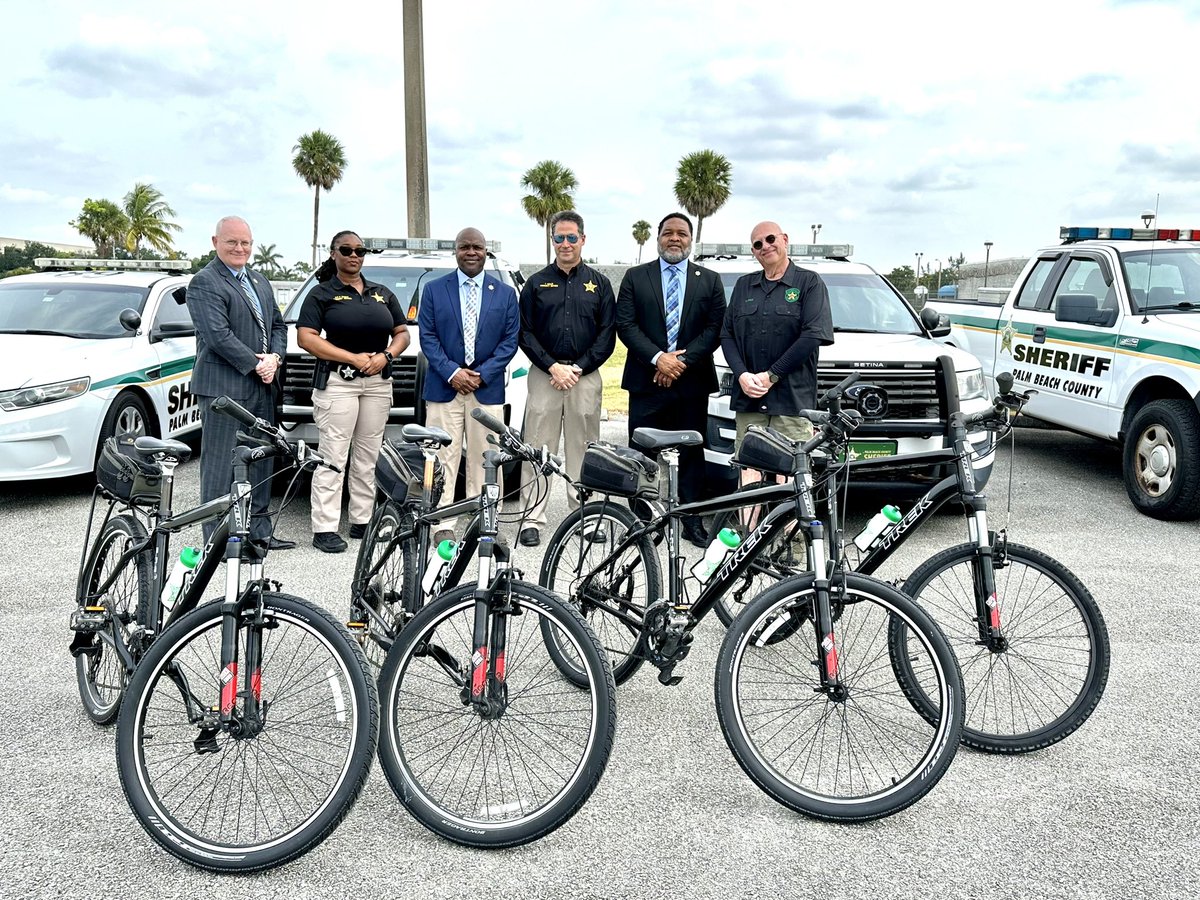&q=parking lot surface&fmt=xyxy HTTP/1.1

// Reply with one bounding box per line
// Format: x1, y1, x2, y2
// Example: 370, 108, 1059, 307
1, 423, 1195, 899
